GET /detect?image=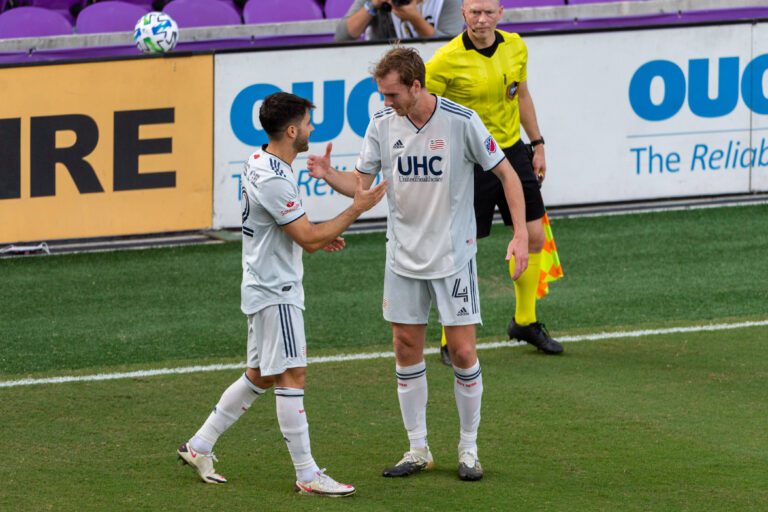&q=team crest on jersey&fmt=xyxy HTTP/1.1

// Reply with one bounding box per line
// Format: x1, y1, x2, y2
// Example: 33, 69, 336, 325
429, 139, 446, 151
241, 186, 250, 223
484, 136, 498, 155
